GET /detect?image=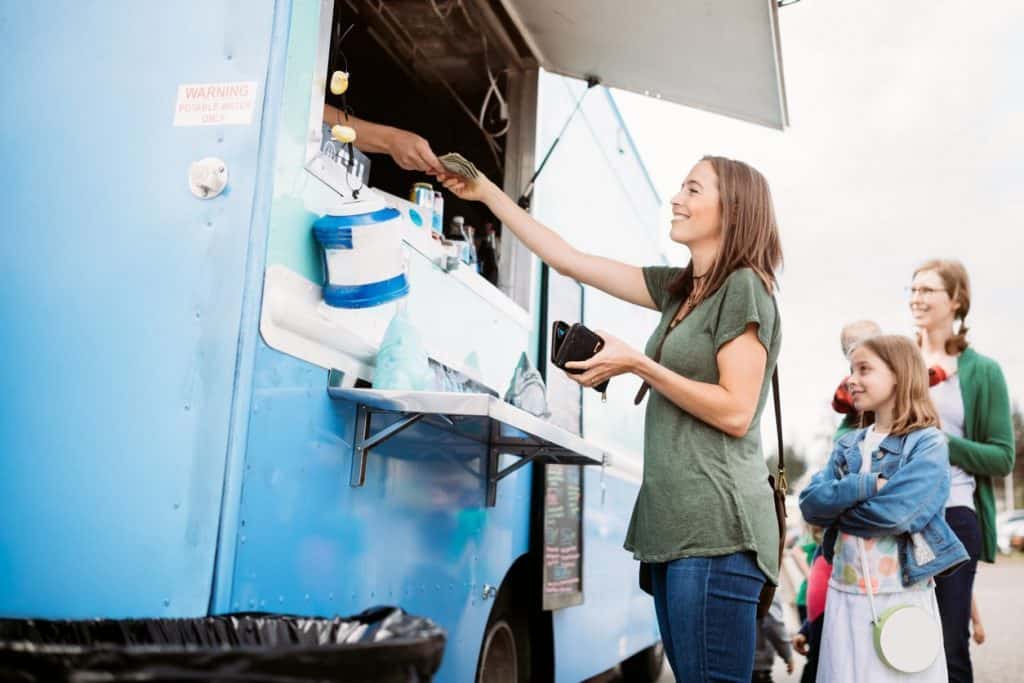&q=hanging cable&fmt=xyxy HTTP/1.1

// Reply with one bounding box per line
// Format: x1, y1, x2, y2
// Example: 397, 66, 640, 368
517, 76, 600, 210
428, 0, 457, 21
478, 34, 509, 138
